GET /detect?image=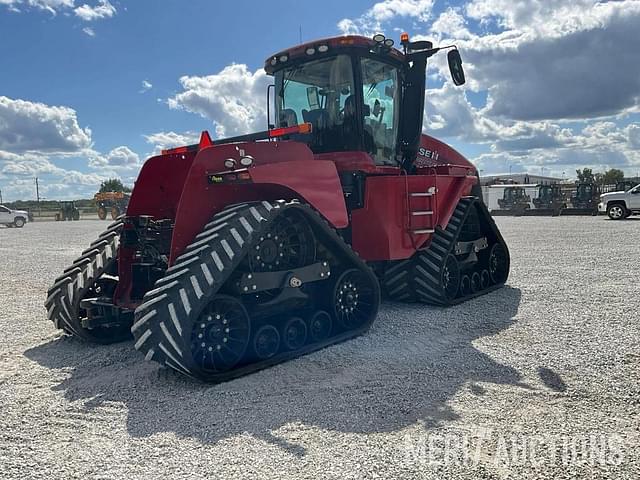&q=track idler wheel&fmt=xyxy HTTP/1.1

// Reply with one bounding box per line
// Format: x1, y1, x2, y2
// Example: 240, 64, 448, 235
190, 295, 250, 373
441, 254, 461, 302
333, 268, 377, 329
253, 325, 280, 360
282, 317, 307, 351
307, 310, 332, 342
488, 244, 509, 284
